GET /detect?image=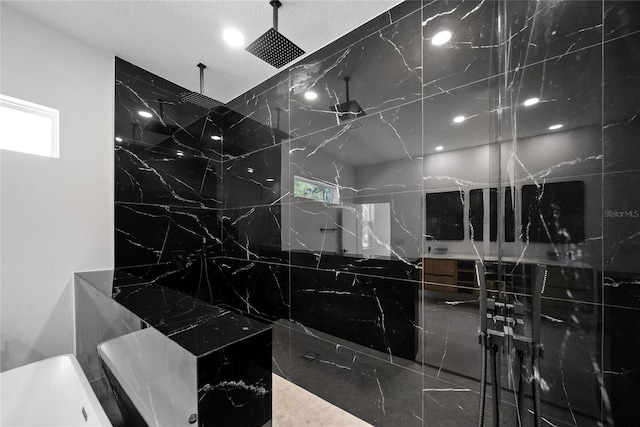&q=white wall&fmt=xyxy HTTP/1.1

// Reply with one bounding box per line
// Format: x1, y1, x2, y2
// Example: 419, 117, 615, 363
0, 6, 114, 371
